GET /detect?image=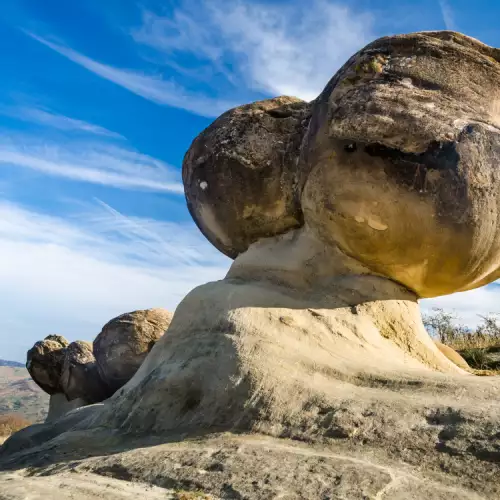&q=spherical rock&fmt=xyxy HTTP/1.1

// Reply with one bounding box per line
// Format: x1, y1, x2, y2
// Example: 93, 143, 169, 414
26, 335, 69, 395
60, 341, 108, 403
183, 96, 311, 258
93, 308, 173, 394
182, 32, 500, 298
301, 31, 500, 298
